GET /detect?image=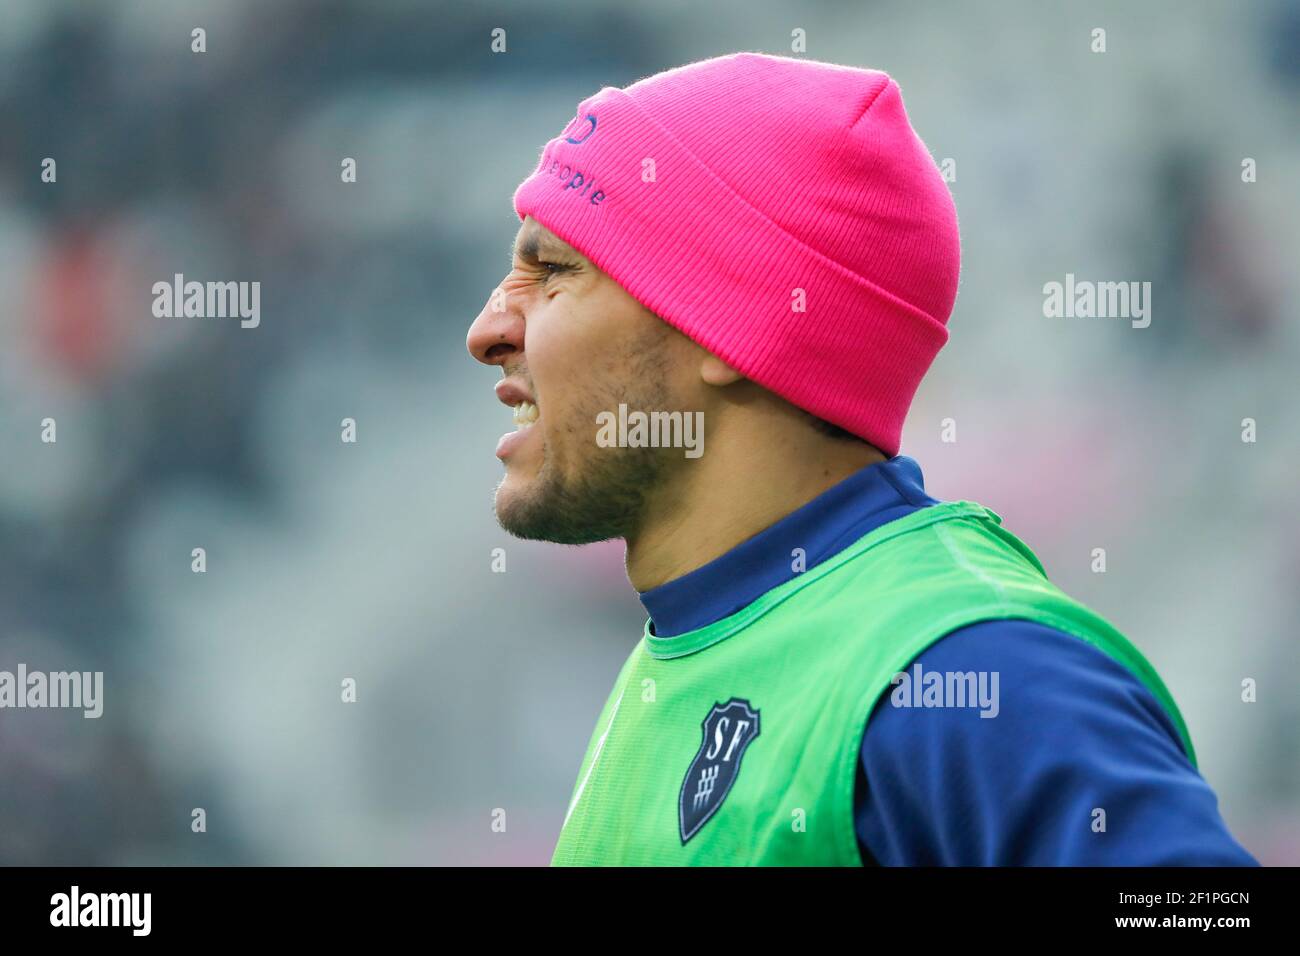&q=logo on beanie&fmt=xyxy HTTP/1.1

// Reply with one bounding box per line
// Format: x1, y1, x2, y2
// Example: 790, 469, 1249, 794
538, 125, 608, 207
563, 113, 597, 145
